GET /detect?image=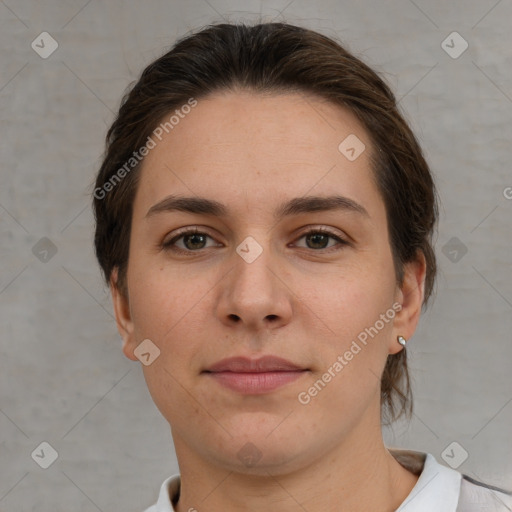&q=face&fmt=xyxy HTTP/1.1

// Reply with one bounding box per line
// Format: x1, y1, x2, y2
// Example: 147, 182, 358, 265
112, 90, 425, 475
